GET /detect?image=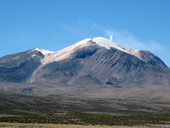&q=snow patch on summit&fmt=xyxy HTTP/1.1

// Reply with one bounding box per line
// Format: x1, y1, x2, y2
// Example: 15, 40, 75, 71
92, 37, 146, 61
92, 37, 128, 53
34, 48, 54, 56
35, 37, 147, 65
